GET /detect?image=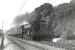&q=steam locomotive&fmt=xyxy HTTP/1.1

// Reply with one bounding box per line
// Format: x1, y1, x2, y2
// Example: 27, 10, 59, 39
17, 21, 48, 41
8, 16, 52, 41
